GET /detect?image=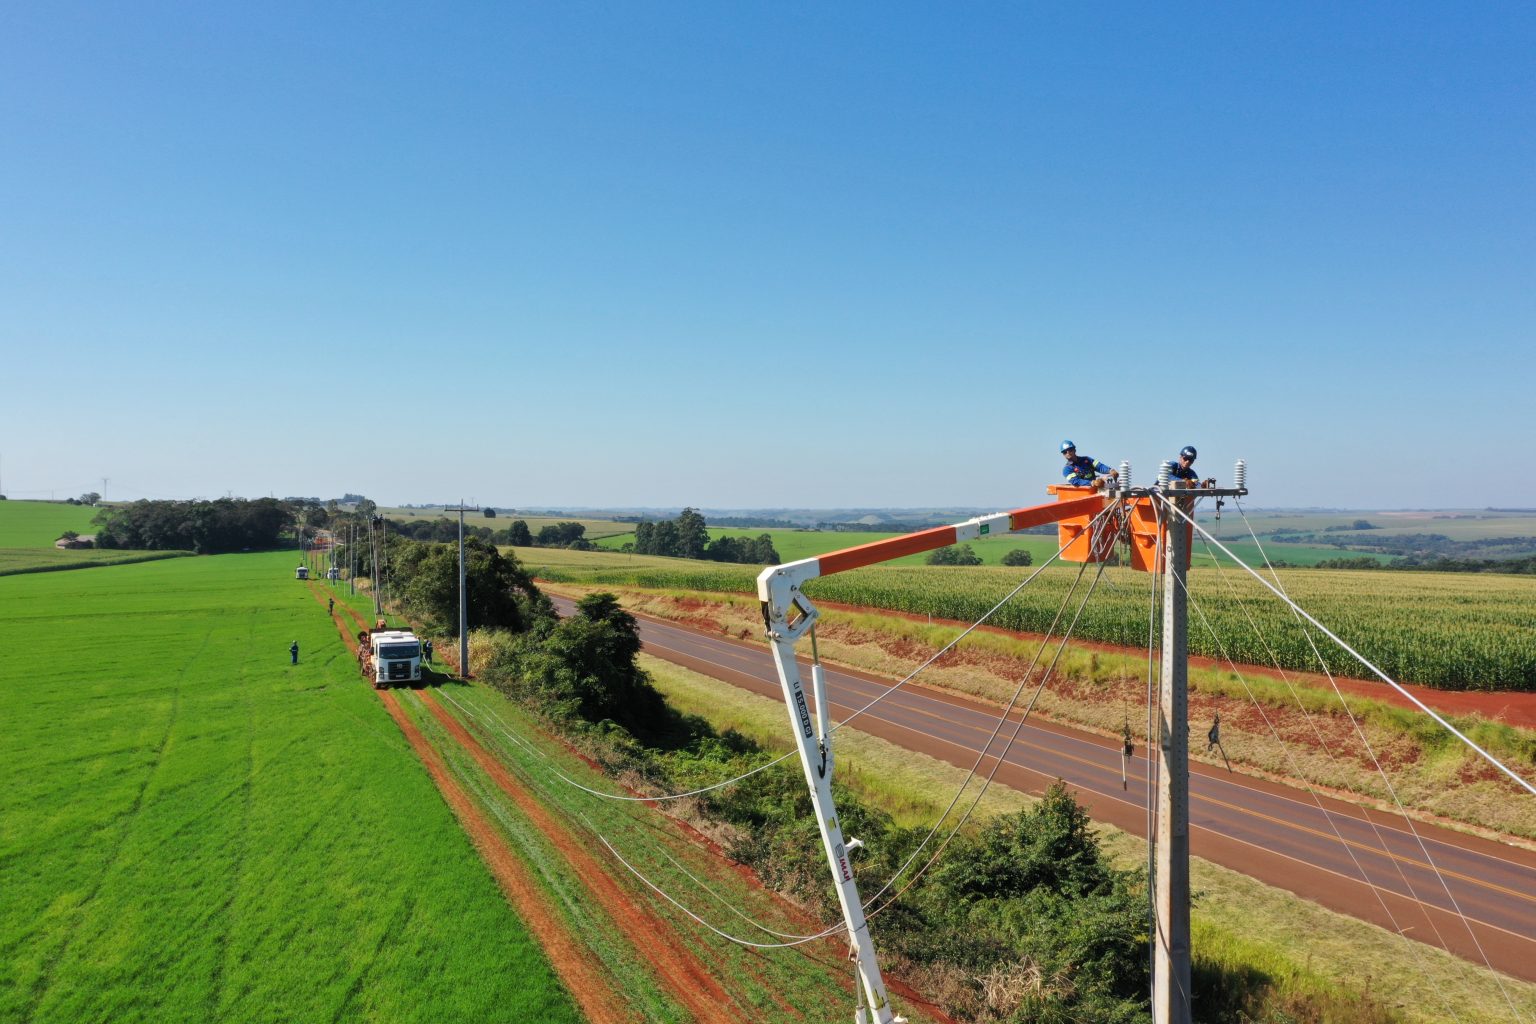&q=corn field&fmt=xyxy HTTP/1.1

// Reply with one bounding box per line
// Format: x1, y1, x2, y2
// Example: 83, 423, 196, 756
530, 553, 1536, 692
